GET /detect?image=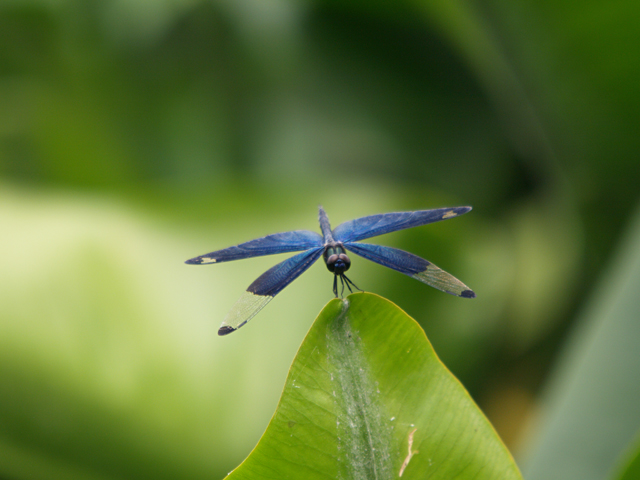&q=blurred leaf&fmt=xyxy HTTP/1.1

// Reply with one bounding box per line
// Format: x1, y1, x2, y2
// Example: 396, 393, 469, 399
502, 196, 582, 349
0, 184, 333, 480
0, 182, 488, 480
610, 430, 640, 480
522, 201, 640, 480
226, 292, 522, 480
